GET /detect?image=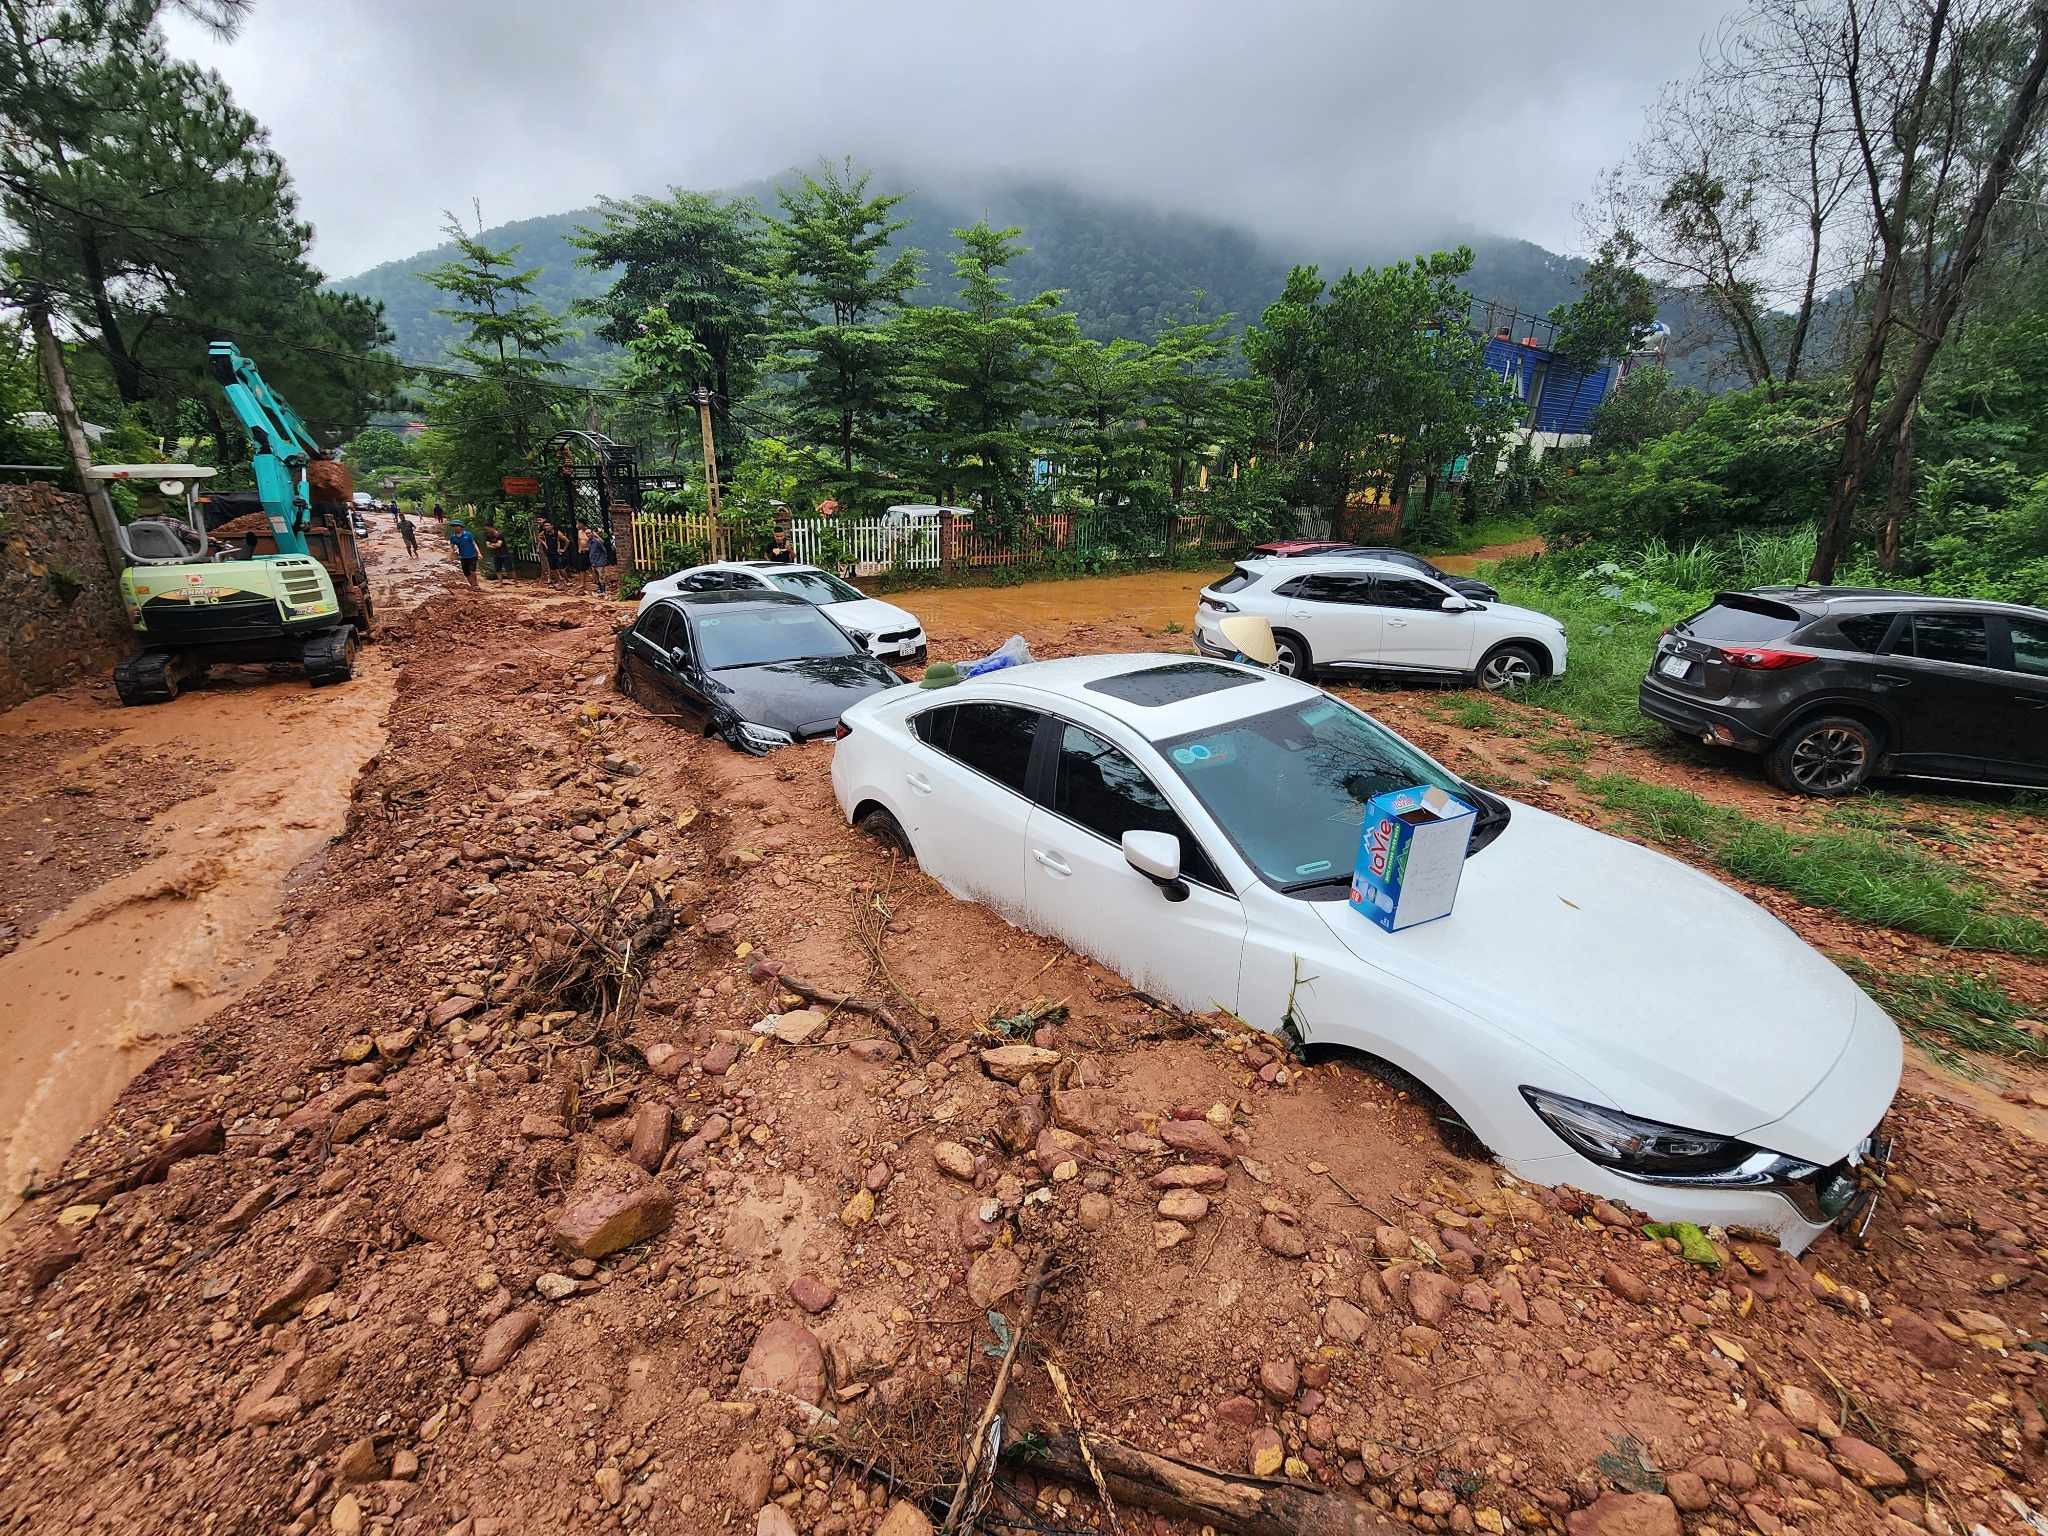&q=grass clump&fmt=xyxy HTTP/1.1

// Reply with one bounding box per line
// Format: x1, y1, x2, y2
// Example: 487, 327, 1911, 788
1583, 774, 2048, 958
1837, 957, 2045, 1070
